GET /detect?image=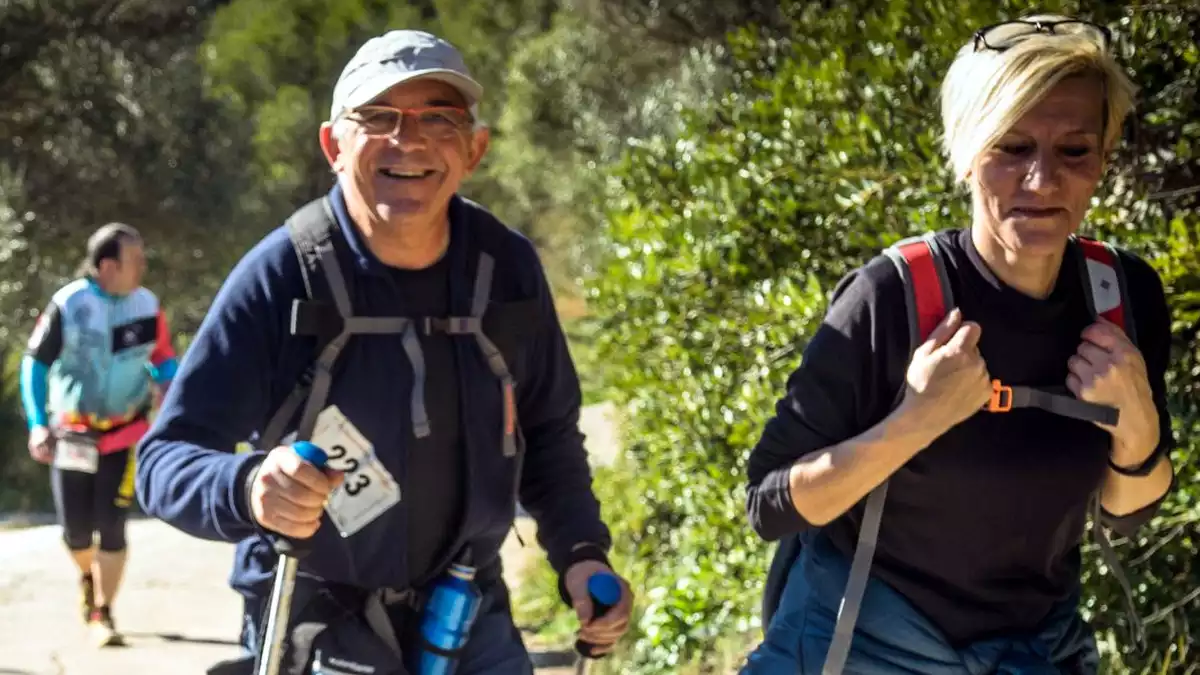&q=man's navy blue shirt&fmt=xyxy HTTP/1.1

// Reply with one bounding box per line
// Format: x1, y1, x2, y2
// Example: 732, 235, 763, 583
136, 183, 610, 598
